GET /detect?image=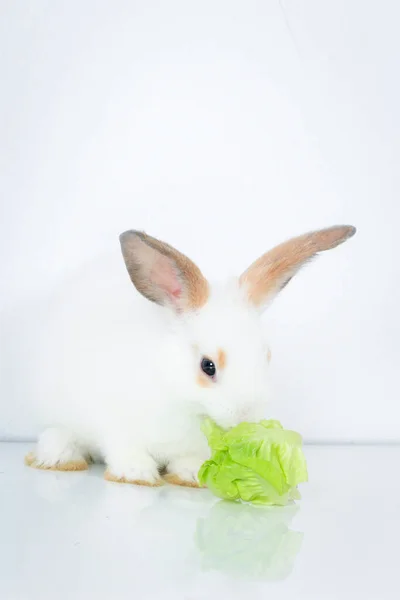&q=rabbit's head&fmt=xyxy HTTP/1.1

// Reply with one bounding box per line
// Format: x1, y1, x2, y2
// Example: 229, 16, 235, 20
120, 226, 356, 428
